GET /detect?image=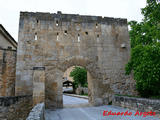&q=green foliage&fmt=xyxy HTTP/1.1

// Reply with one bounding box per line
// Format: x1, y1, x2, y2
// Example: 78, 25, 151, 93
129, 0, 160, 48
126, 0, 160, 97
126, 44, 160, 97
70, 66, 87, 89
